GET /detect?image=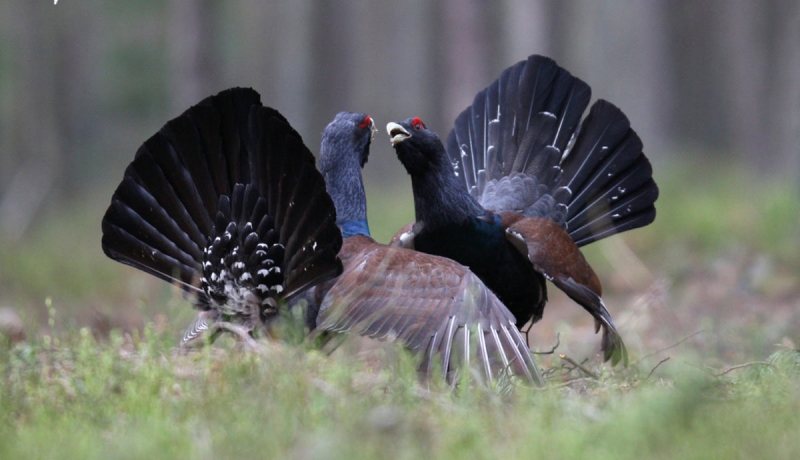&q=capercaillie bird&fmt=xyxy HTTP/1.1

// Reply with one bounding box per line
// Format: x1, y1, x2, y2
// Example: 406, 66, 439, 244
102, 88, 542, 384
101, 88, 343, 344
387, 55, 659, 366
308, 111, 542, 385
